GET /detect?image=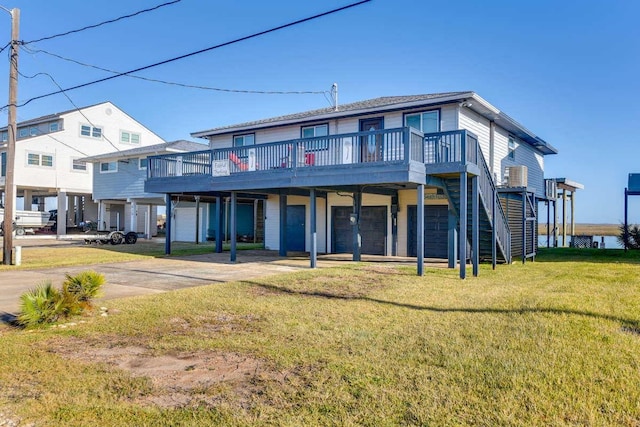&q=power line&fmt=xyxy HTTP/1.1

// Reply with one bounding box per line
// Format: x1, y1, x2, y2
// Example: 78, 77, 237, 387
21, 45, 327, 95
21, 0, 182, 45
8, 0, 371, 109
